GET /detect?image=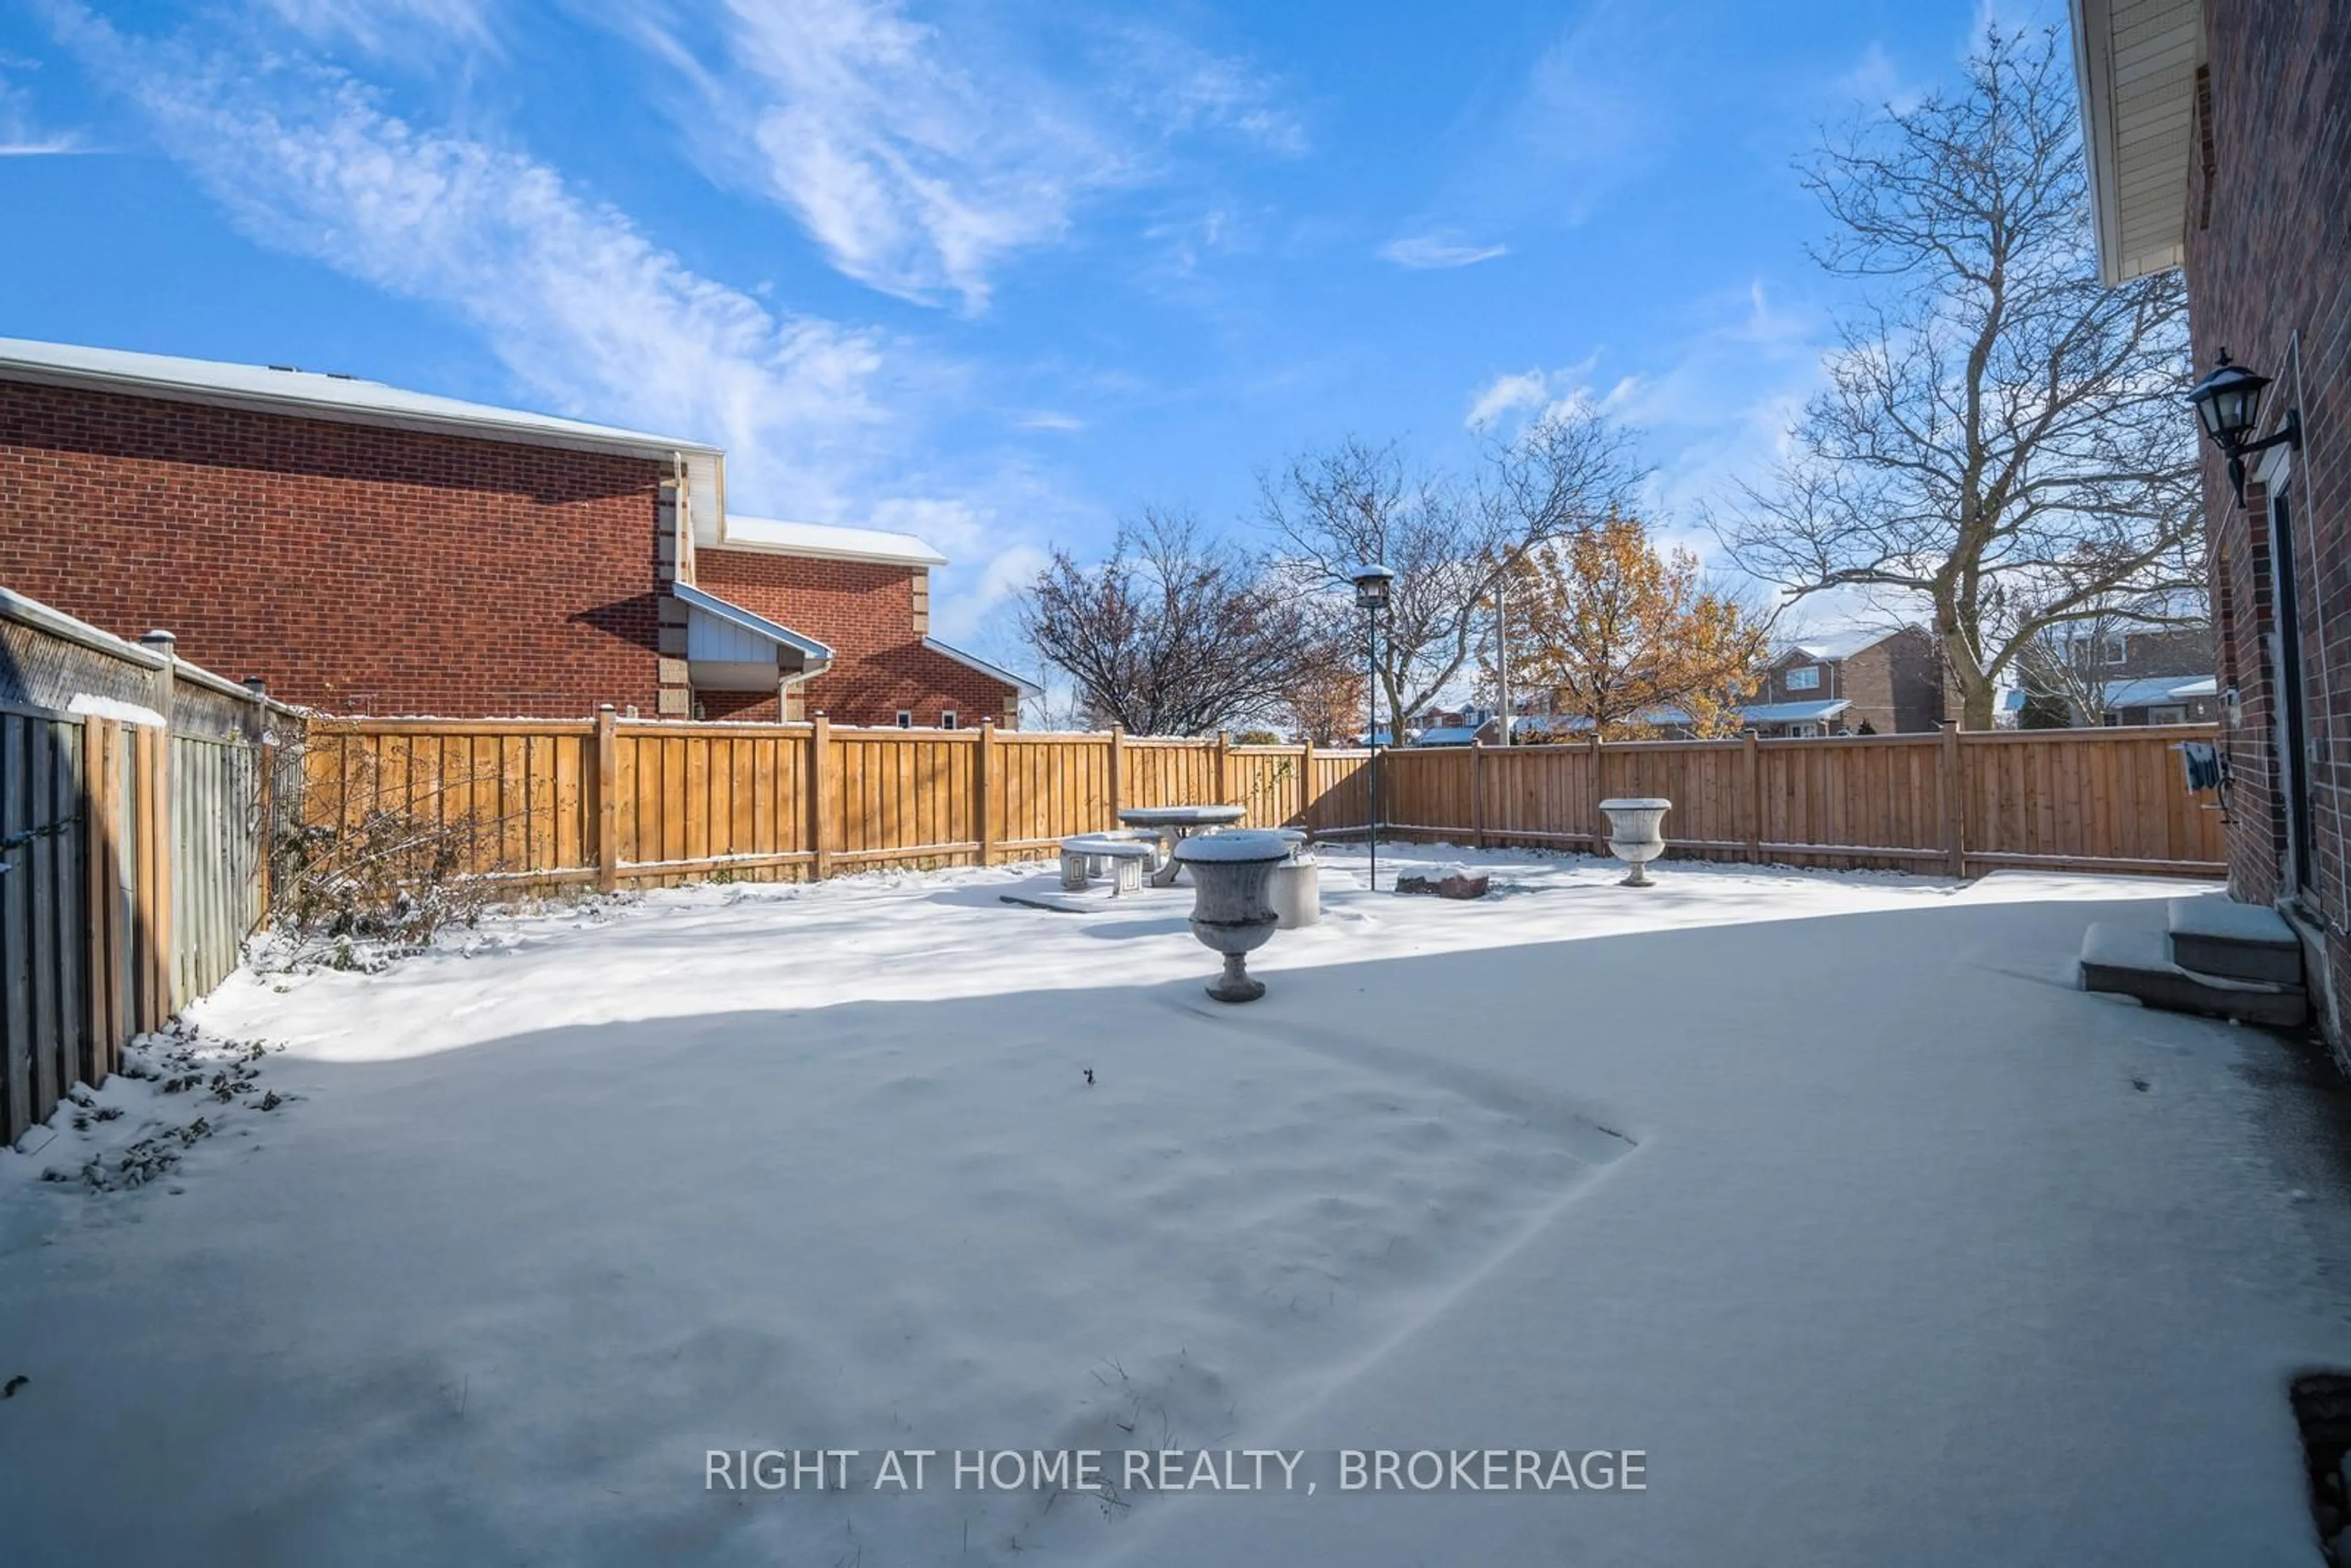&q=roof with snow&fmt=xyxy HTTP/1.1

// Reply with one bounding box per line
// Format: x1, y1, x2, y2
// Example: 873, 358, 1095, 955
0, 336, 720, 460
1535, 708, 1693, 733
717, 516, 949, 567
2100, 675, 2216, 710
1412, 725, 1487, 746
1739, 699, 1851, 725
1774, 628, 1902, 663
